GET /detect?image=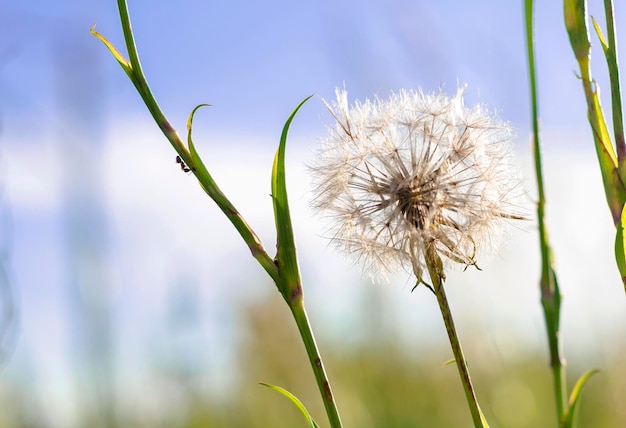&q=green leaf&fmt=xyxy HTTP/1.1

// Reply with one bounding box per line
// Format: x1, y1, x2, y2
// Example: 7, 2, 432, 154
442, 358, 456, 367
260, 383, 320, 428
271, 96, 313, 301
186, 103, 211, 166
186, 104, 220, 194
590, 16, 608, 52
90, 24, 133, 79
184, 104, 281, 284
561, 369, 600, 428
592, 8, 626, 184
615, 203, 626, 285
588, 96, 626, 224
